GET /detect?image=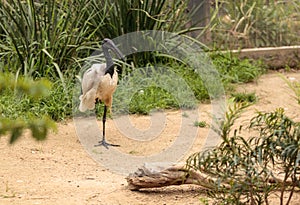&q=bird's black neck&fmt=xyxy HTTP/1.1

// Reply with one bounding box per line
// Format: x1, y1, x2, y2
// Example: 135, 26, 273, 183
103, 47, 113, 67
105, 64, 115, 78
103, 47, 115, 78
